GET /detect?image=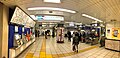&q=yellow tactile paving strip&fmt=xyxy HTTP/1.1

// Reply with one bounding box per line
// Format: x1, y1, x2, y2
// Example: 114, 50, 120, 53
40, 38, 47, 58
25, 53, 34, 58
26, 38, 98, 58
